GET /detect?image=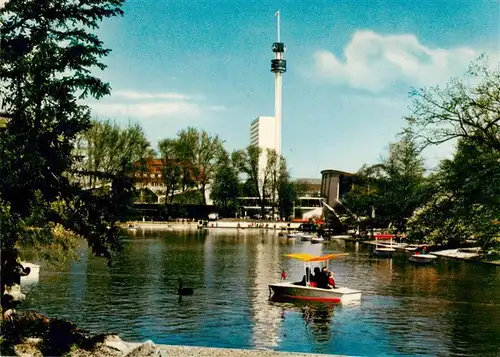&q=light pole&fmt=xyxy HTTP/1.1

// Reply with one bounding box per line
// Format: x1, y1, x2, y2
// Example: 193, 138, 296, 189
371, 205, 375, 238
